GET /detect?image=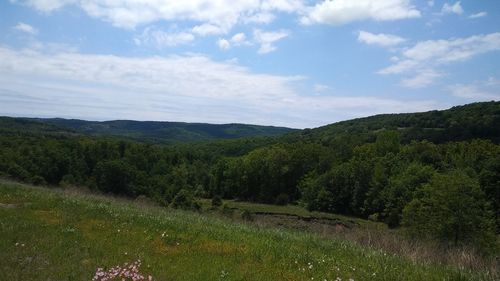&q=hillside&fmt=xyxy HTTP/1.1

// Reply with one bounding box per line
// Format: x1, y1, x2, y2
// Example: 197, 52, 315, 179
0, 117, 76, 137
290, 101, 500, 144
0, 181, 494, 281
29, 118, 297, 144
0, 116, 296, 144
